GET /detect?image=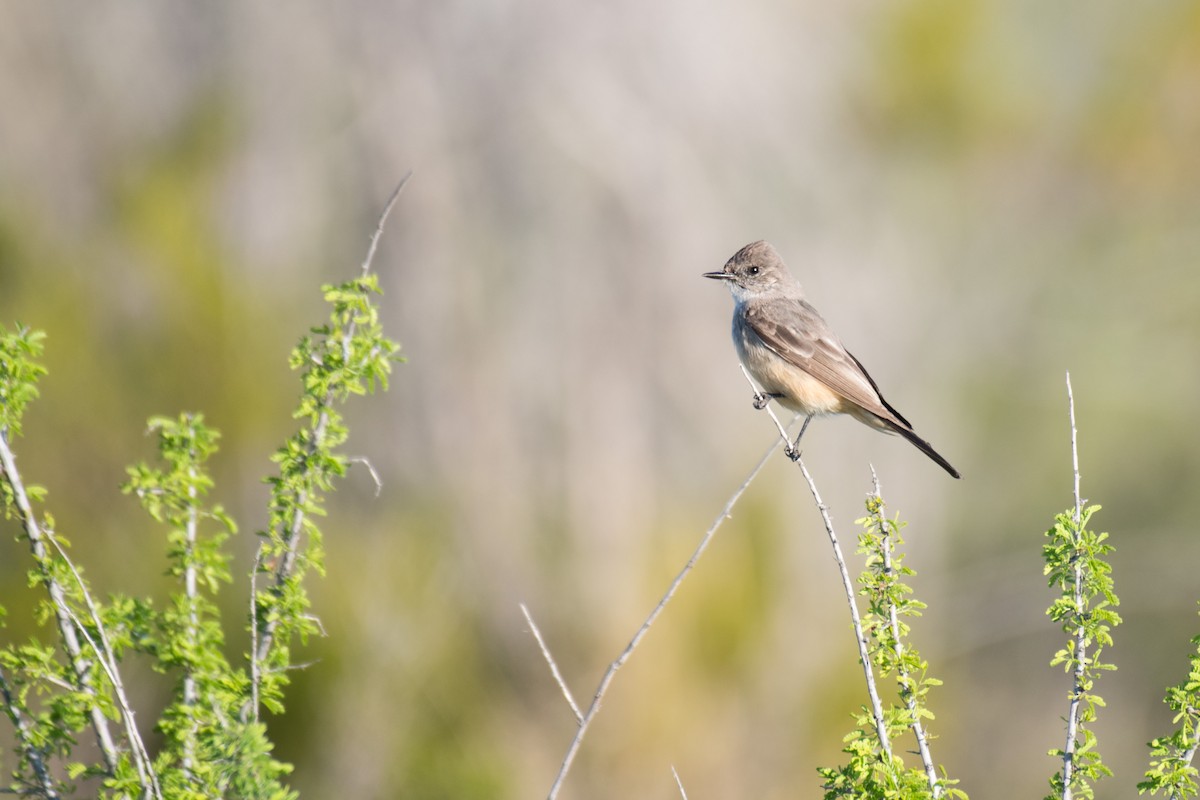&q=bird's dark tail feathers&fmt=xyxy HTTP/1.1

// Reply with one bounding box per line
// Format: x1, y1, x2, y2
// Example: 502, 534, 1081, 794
888, 422, 962, 479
